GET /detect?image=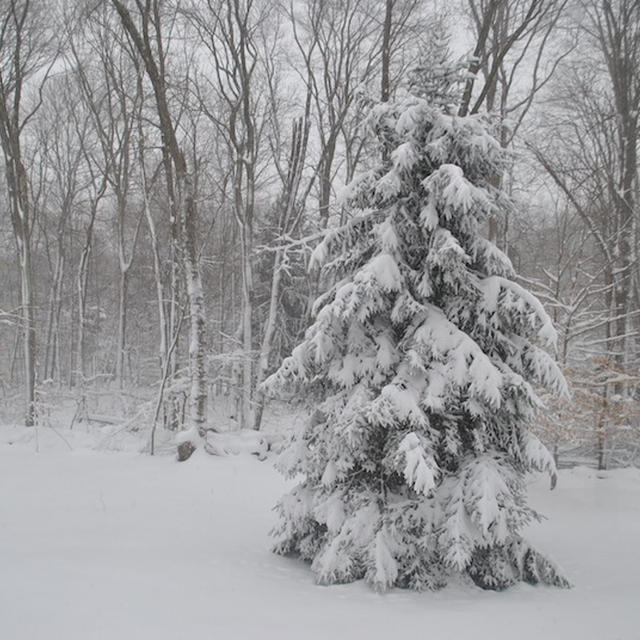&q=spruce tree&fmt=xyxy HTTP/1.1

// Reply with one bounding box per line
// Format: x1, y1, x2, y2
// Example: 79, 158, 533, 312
264, 81, 570, 591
